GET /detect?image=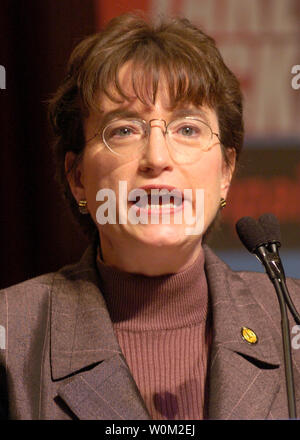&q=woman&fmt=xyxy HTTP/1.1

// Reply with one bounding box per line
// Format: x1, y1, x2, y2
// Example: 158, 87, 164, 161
0, 13, 299, 420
